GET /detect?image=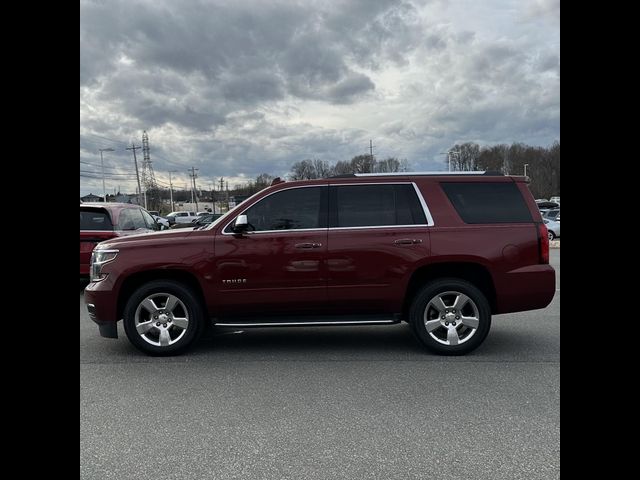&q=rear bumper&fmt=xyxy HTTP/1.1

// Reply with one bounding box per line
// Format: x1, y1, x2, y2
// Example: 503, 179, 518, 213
84, 282, 119, 338
494, 264, 556, 314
